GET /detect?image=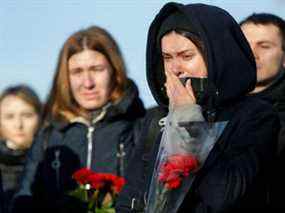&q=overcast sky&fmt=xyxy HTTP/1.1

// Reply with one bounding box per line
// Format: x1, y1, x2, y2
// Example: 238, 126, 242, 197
1, 0, 285, 107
